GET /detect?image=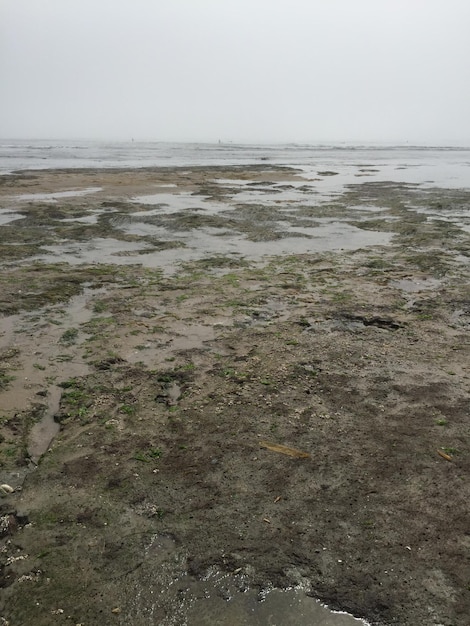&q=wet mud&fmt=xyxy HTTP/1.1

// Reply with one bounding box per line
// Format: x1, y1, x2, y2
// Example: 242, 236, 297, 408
0, 165, 469, 625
